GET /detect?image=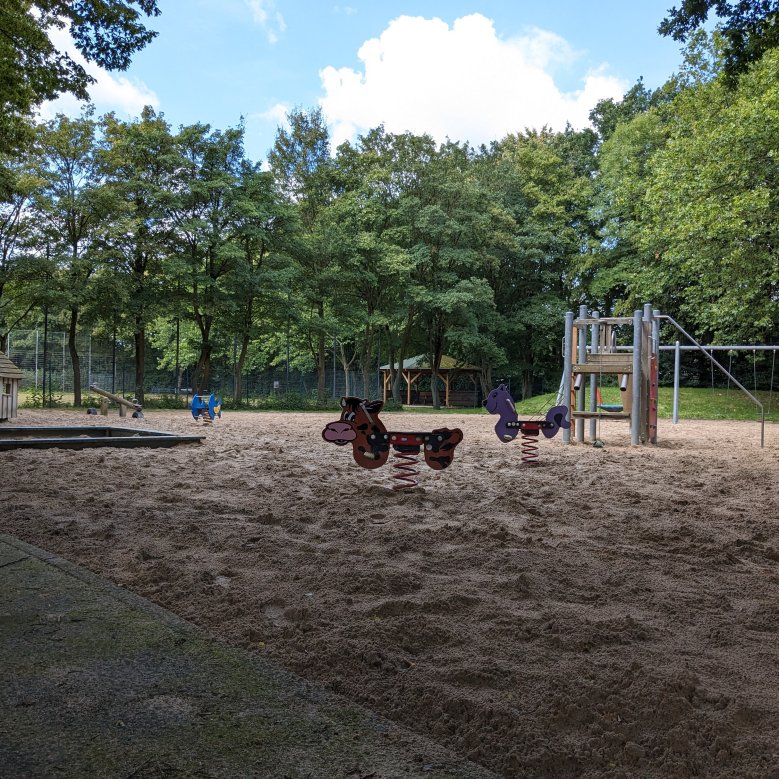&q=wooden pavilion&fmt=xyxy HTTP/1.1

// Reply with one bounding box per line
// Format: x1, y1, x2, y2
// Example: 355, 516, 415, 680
0, 350, 23, 421
380, 355, 481, 407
